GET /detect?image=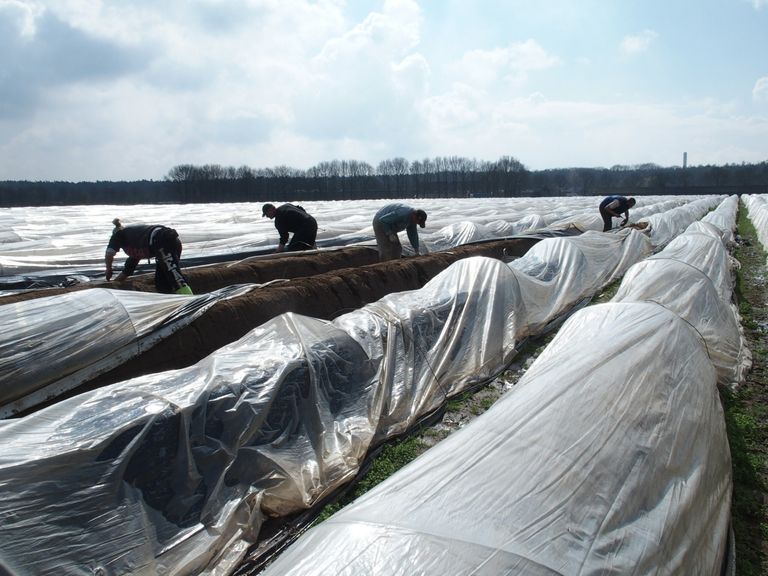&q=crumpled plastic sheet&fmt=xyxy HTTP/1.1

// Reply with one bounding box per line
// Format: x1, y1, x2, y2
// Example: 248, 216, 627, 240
508, 229, 652, 332
638, 195, 724, 248
702, 194, 739, 245
0, 232, 656, 575
549, 197, 693, 233
260, 303, 732, 576
614, 199, 748, 388
258, 197, 740, 575
0, 284, 256, 417
509, 212, 548, 233
645, 225, 734, 302
744, 194, 768, 259
0, 197, 734, 575
0, 196, 716, 280
423, 220, 511, 251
